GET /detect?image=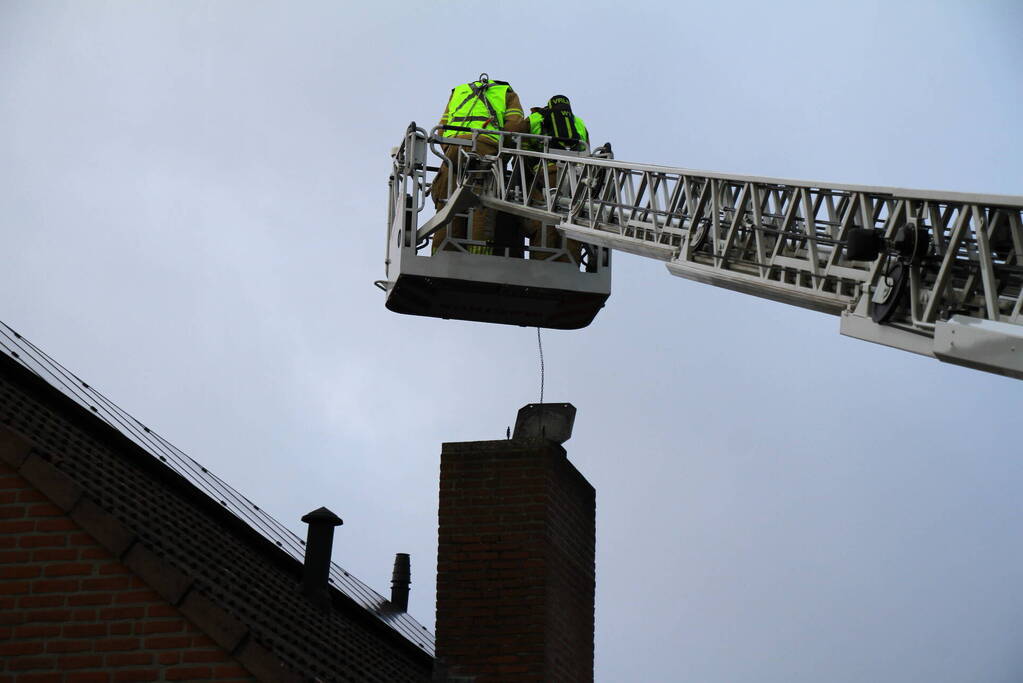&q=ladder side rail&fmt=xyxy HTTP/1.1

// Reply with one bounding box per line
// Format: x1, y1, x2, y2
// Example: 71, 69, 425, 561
439, 130, 1021, 210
